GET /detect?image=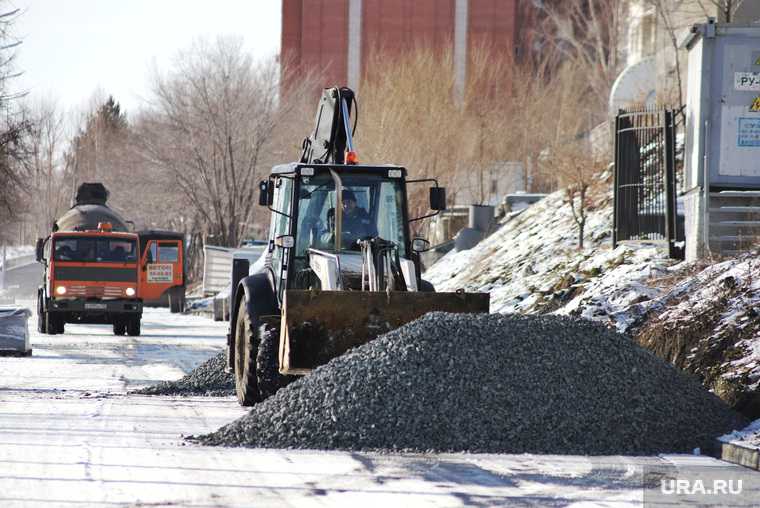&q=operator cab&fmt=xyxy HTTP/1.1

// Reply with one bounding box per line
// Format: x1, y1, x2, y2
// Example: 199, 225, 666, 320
260, 162, 445, 297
